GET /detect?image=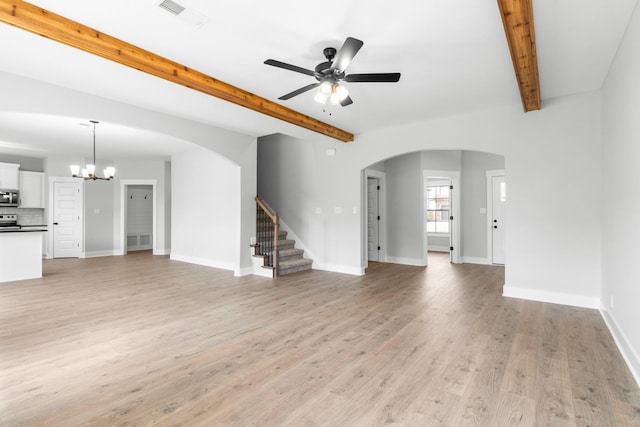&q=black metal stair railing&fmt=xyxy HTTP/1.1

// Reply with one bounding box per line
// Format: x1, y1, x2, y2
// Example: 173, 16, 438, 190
254, 195, 279, 277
